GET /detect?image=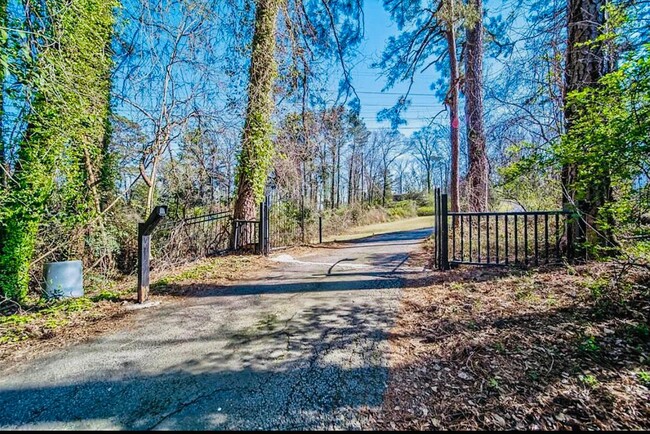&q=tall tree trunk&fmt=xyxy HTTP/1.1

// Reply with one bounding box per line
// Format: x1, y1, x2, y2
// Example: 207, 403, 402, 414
348, 142, 355, 205
563, 0, 612, 253
0, 0, 6, 263
359, 154, 366, 203
0, 0, 6, 189
336, 139, 341, 208
445, 9, 460, 212
465, 0, 489, 212
234, 0, 280, 220
0, 0, 115, 300
320, 140, 328, 209
381, 167, 388, 206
